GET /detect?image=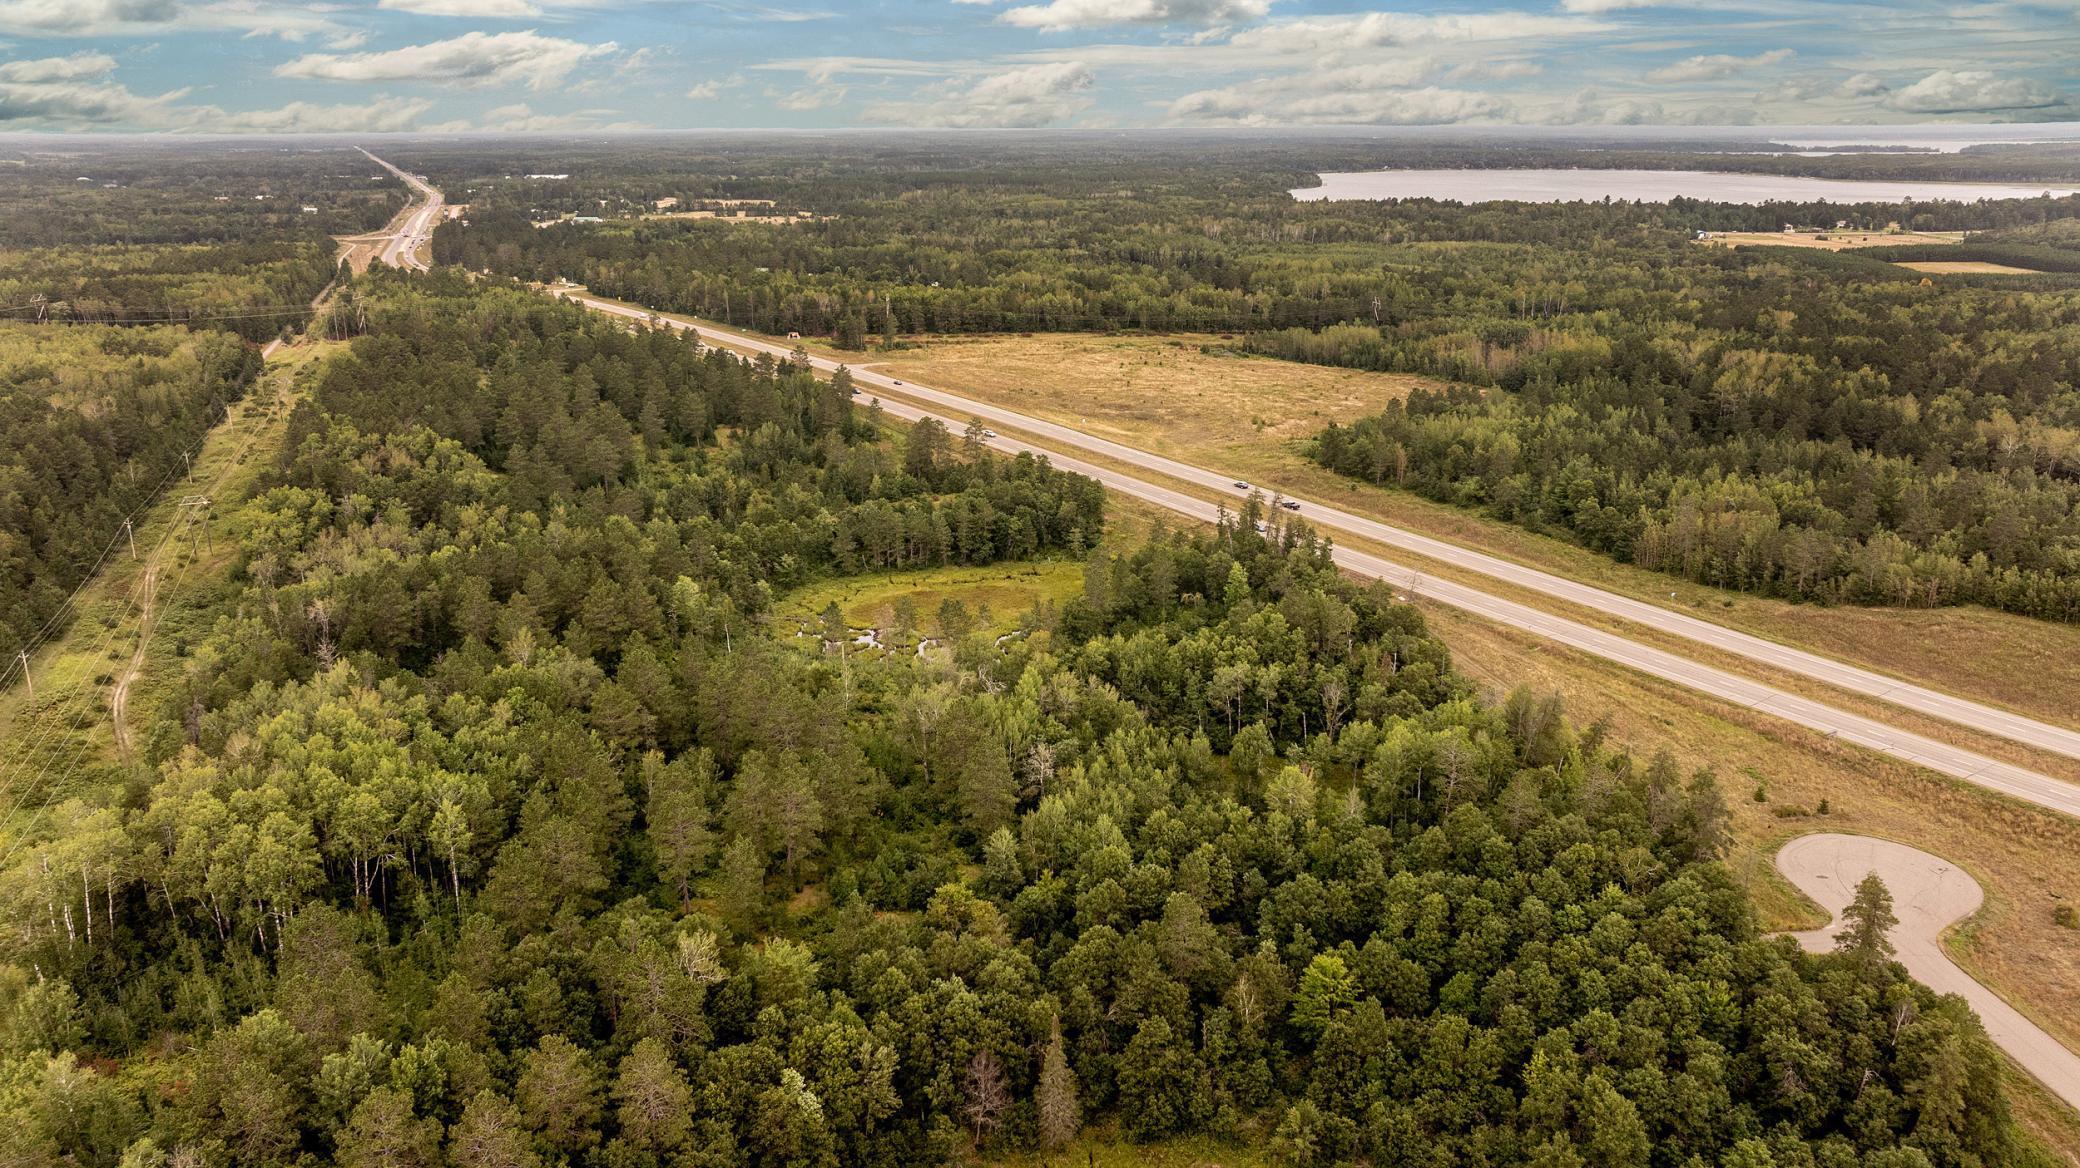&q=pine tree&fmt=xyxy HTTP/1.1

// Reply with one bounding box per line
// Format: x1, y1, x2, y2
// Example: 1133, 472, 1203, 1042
1839, 871, 1899, 972
1036, 1017, 1081, 1151
718, 835, 768, 936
